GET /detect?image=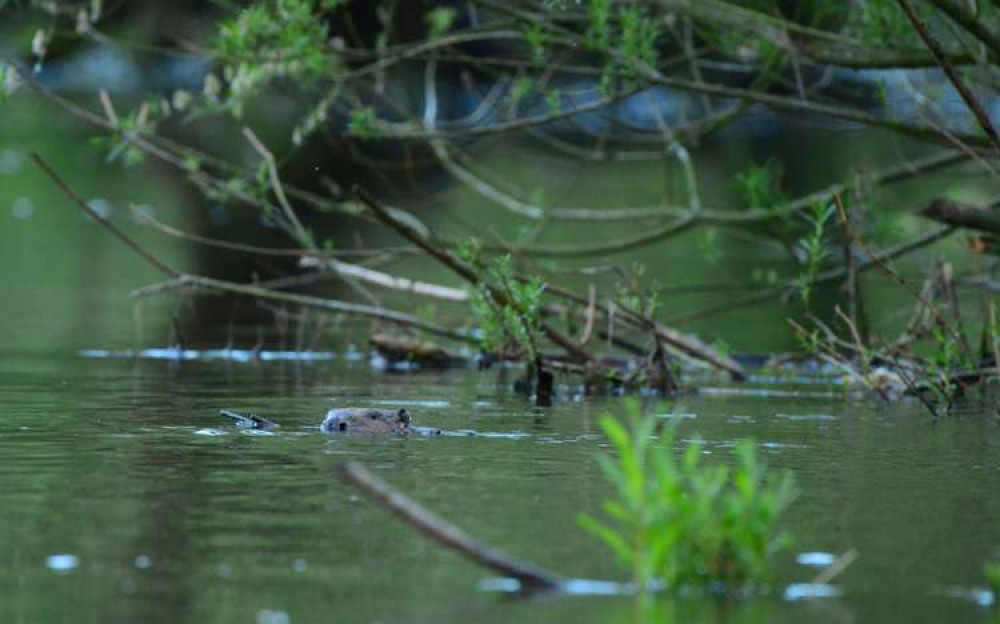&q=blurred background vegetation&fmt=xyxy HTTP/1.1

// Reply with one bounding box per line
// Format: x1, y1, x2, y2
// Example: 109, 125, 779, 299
1, 0, 996, 360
